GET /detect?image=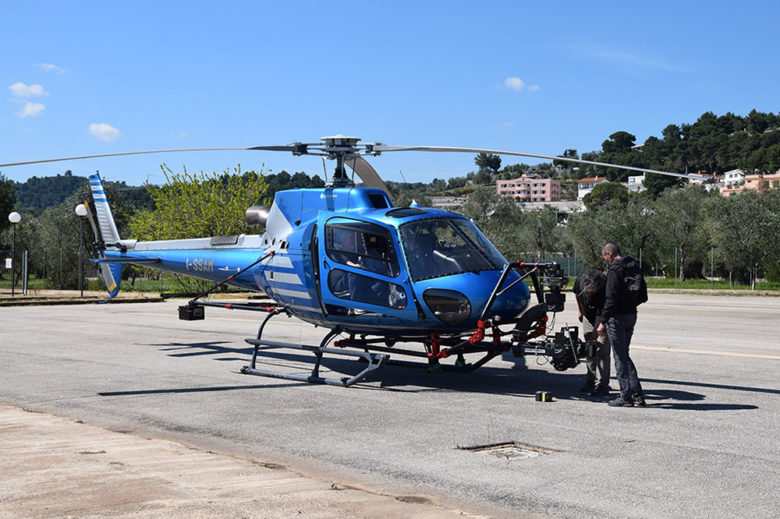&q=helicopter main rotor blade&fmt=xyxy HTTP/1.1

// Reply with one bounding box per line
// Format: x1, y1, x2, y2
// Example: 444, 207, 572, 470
0, 147, 261, 168
374, 145, 704, 181
344, 156, 390, 195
